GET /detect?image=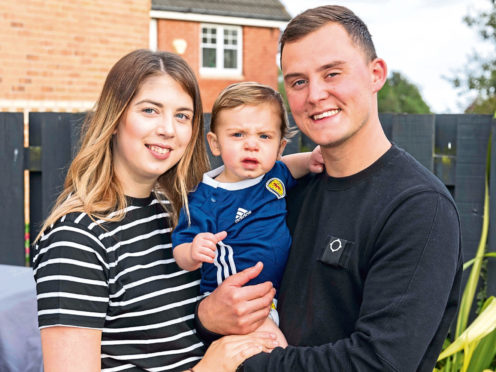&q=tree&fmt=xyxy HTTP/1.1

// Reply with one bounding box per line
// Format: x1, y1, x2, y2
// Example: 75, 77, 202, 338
451, 0, 496, 114
378, 71, 431, 113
